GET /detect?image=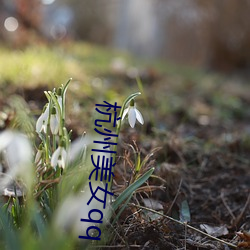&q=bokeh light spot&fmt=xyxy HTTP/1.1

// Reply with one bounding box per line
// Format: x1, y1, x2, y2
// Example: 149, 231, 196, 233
50, 24, 67, 40
4, 17, 19, 32
41, 0, 55, 5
